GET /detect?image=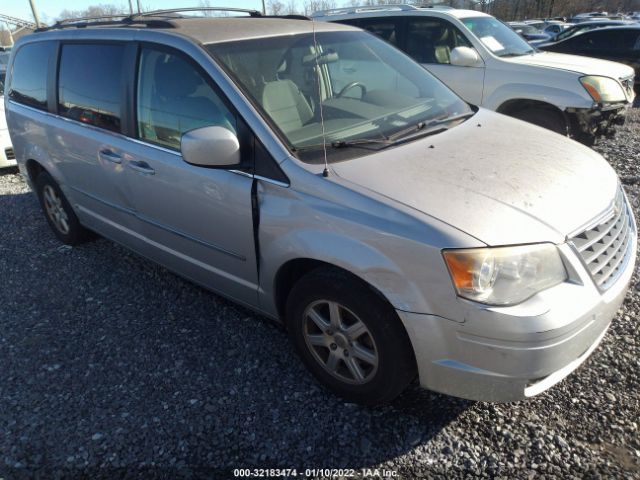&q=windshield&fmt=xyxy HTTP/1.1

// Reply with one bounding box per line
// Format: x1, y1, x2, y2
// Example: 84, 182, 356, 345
207, 31, 472, 161
463, 17, 535, 56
